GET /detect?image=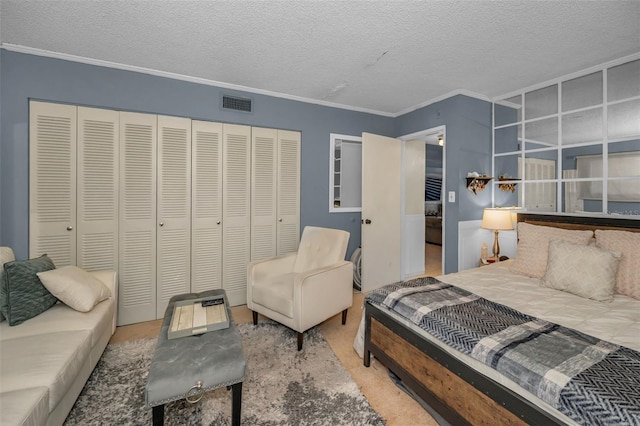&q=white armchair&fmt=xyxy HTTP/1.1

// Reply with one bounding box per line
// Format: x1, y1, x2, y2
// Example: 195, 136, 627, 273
247, 226, 353, 350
